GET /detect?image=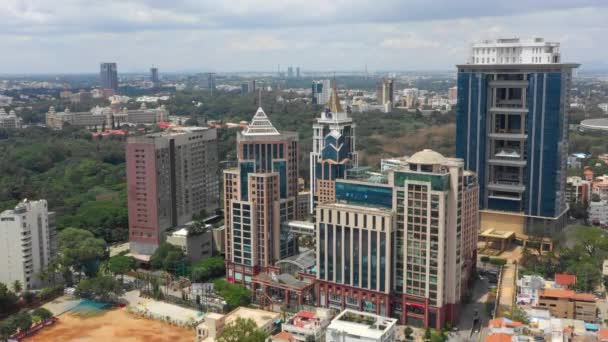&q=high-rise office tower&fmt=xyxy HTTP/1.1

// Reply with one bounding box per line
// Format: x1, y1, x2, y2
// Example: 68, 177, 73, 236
207, 73, 216, 96
287, 66, 294, 78
127, 127, 219, 255
456, 38, 578, 236
316, 149, 479, 328
312, 80, 332, 105
241, 80, 256, 96
296, 67, 301, 79
377, 78, 394, 105
0, 199, 57, 289
223, 107, 298, 286
150, 67, 159, 88
100, 62, 118, 92
310, 87, 358, 213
